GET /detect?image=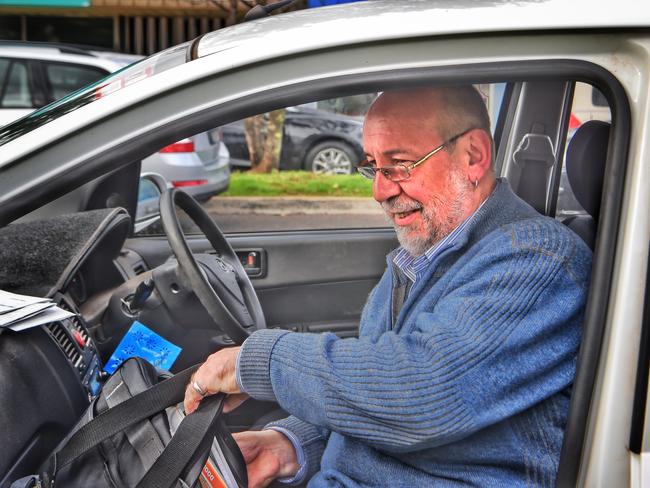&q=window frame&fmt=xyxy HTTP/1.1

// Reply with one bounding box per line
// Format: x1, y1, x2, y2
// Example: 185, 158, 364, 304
629, 244, 650, 454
